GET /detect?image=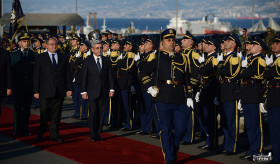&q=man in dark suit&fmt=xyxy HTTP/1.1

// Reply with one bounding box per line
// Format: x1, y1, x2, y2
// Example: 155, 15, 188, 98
0, 44, 12, 116
81, 40, 114, 142
33, 37, 73, 142
10, 33, 36, 137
